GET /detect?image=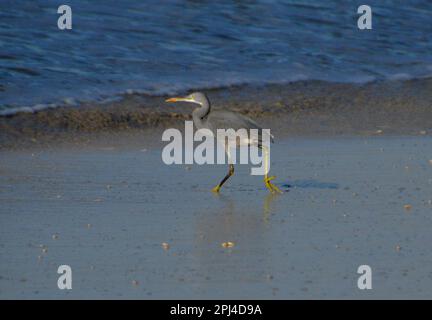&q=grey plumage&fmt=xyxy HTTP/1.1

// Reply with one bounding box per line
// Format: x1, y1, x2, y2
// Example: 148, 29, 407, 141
165, 91, 281, 194
188, 92, 274, 144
